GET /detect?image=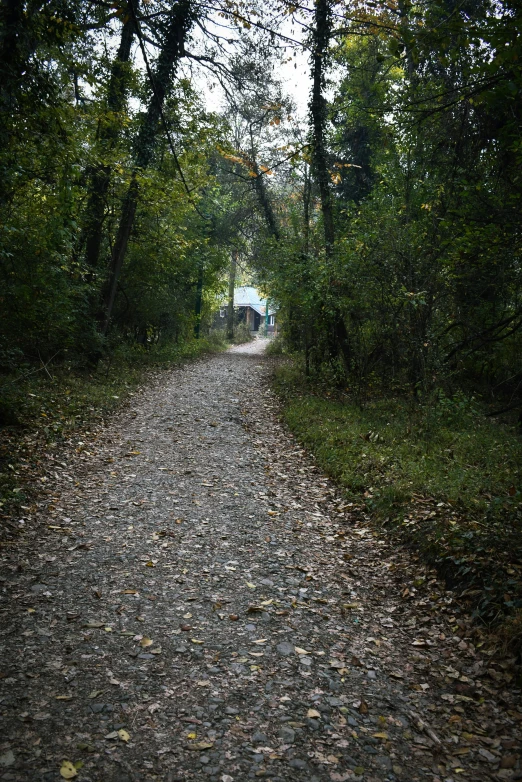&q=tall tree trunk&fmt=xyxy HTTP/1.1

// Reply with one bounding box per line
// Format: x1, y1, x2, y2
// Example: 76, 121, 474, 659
303, 162, 311, 255
310, 0, 352, 370
194, 262, 204, 338
82, 3, 137, 273
101, 0, 195, 334
227, 251, 237, 341
249, 128, 280, 240
310, 0, 335, 255
253, 167, 280, 241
